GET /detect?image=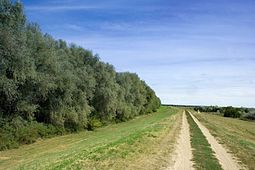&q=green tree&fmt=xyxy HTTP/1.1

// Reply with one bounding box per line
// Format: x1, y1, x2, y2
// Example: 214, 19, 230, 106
0, 0, 161, 149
